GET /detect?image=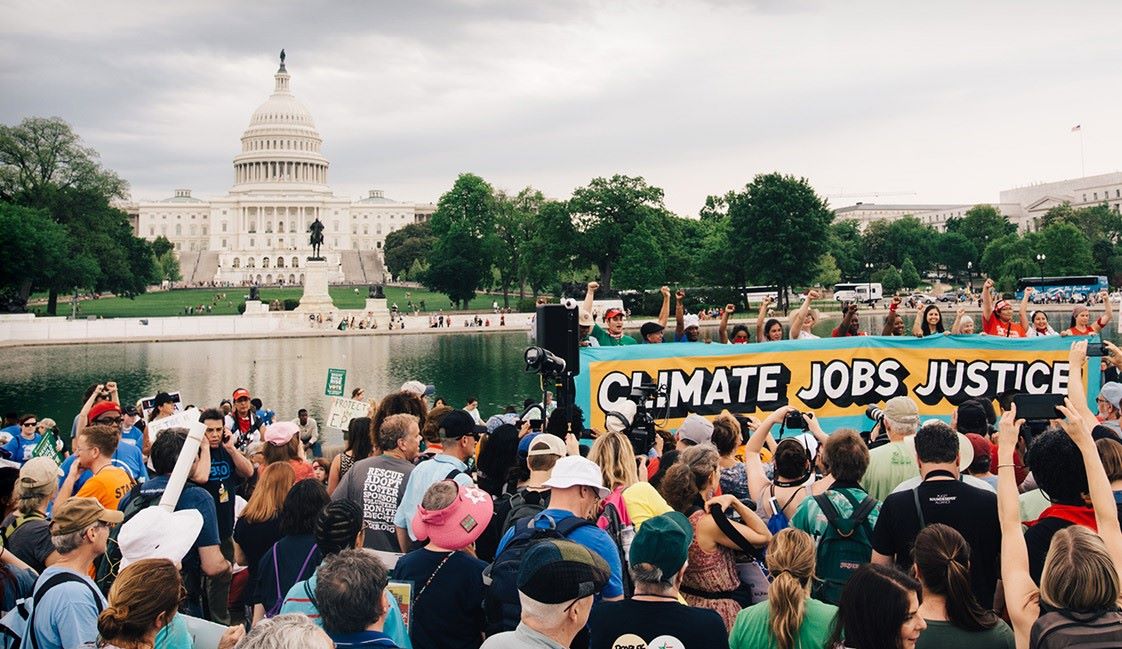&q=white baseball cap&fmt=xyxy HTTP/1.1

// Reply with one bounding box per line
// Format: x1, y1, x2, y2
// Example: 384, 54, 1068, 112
542, 456, 610, 498
401, 380, 436, 397
683, 314, 700, 329
118, 506, 204, 569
